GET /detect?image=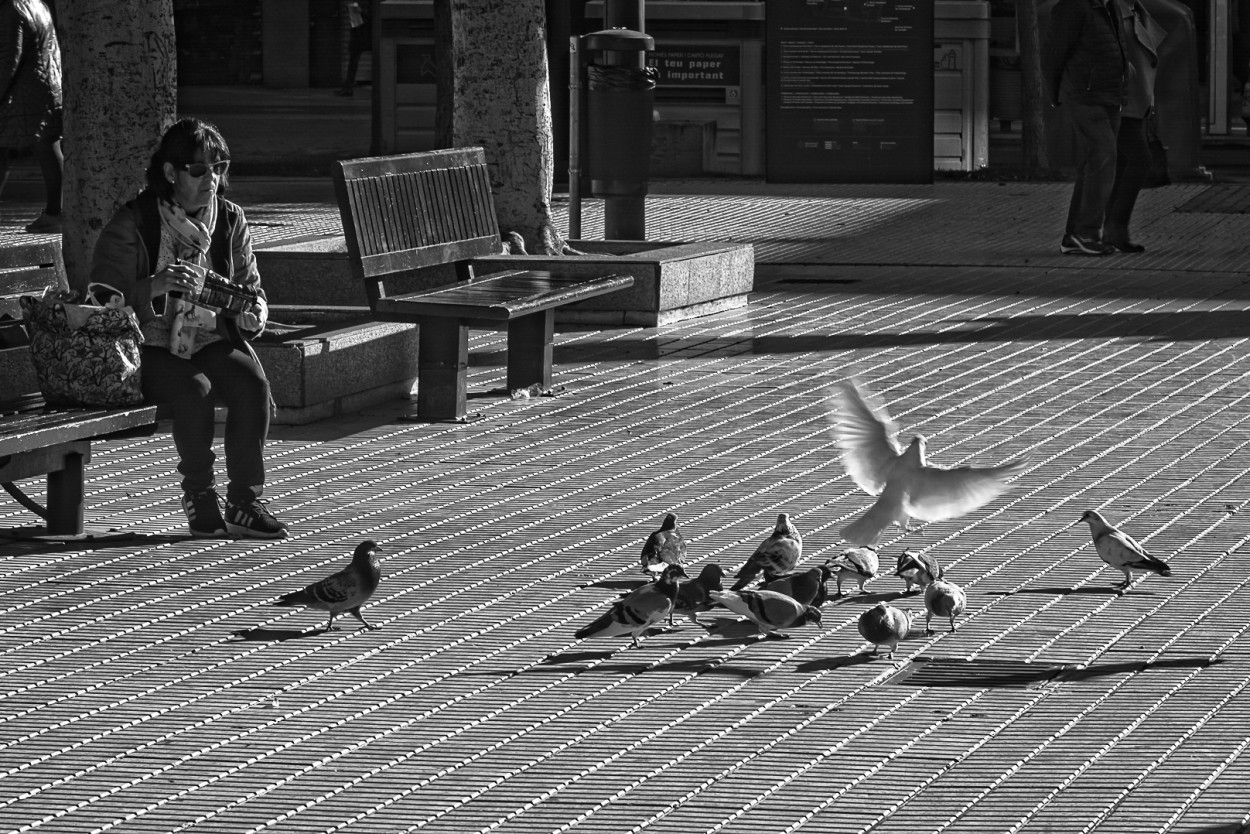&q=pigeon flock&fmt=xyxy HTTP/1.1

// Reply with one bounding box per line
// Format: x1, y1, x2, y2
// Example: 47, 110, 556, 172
573, 378, 1175, 656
